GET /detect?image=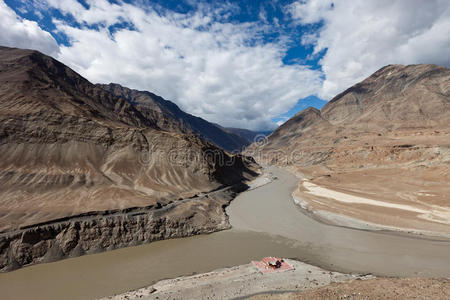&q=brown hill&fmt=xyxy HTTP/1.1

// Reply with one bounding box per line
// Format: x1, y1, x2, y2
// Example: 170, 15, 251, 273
321, 64, 450, 127
98, 83, 250, 152
246, 64, 450, 235
0, 46, 258, 271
